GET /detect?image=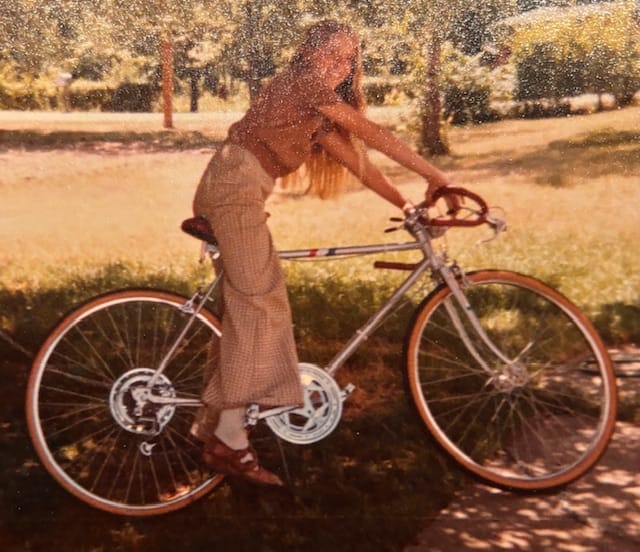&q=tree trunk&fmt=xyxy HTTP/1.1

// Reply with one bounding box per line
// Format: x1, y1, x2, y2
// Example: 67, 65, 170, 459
419, 35, 449, 157
247, 63, 262, 101
245, 2, 262, 101
189, 71, 200, 113
161, 29, 173, 129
